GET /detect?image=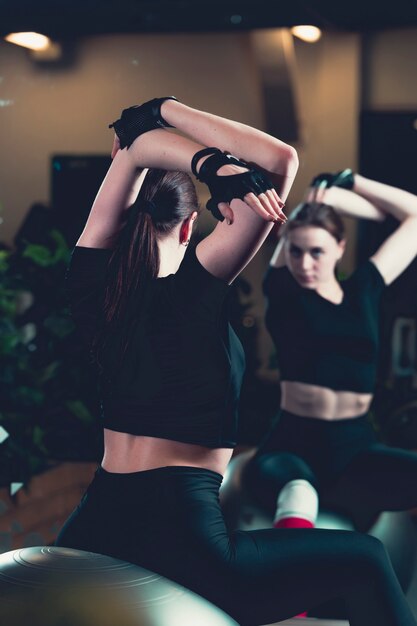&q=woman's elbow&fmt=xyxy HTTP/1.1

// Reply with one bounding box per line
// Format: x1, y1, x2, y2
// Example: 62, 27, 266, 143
270, 143, 299, 179
405, 215, 417, 234
286, 145, 299, 177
